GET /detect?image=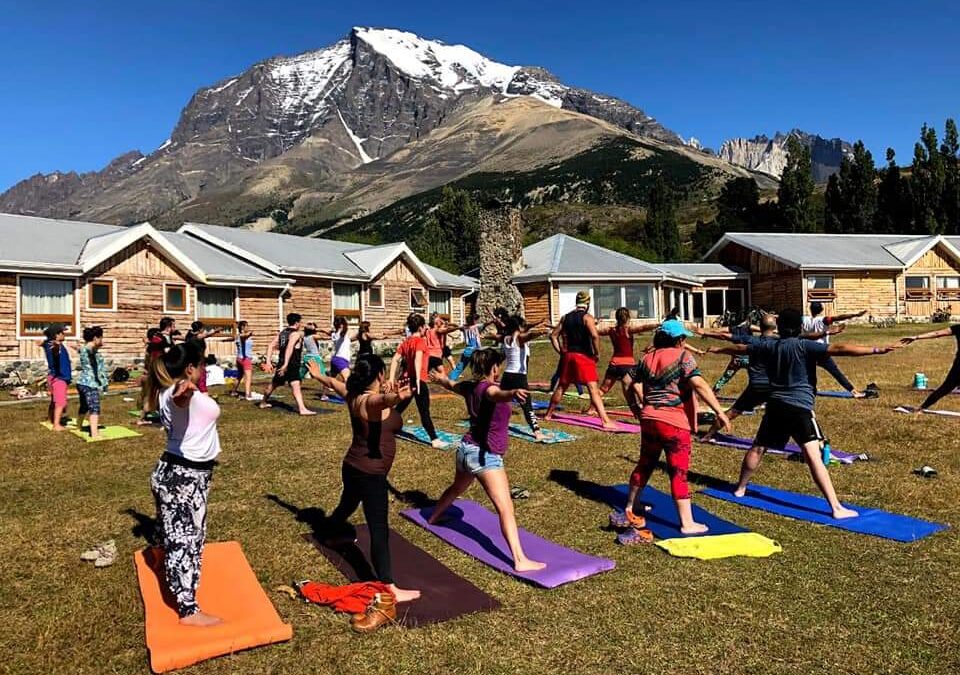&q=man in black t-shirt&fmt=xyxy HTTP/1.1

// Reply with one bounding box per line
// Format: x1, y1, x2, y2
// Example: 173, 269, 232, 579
900, 324, 960, 411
